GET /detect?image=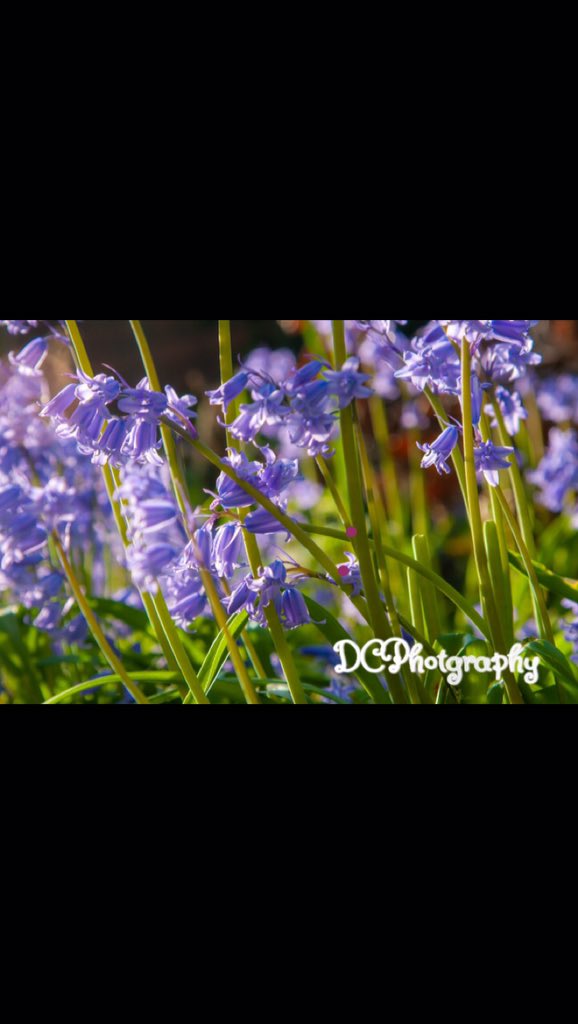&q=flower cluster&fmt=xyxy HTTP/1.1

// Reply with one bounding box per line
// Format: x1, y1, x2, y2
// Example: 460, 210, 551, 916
303, 320, 541, 486
42, 370, 198, 466
1, 319, 71, 378
227, 560, 313, 629
3, 329, 322, 640
538, 375, 578, 425
0, 354, 115, 643
530, 429, 578, 514
207, 356, 373, 457
5, 317, 578, 708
